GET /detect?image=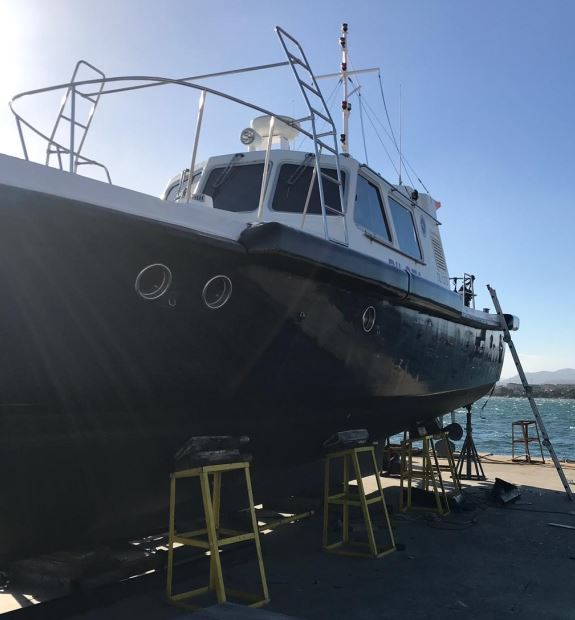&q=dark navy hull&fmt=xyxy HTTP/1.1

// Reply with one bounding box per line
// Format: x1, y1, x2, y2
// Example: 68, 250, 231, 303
0, 184, 504, 560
